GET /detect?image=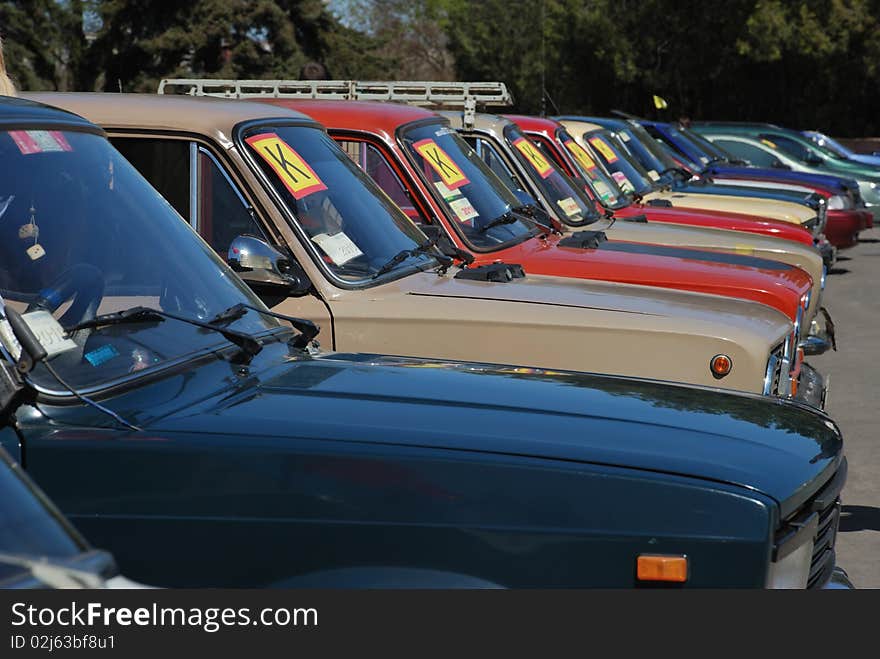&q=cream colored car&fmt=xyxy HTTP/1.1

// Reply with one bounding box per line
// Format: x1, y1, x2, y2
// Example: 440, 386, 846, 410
28, 92, 808, 401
